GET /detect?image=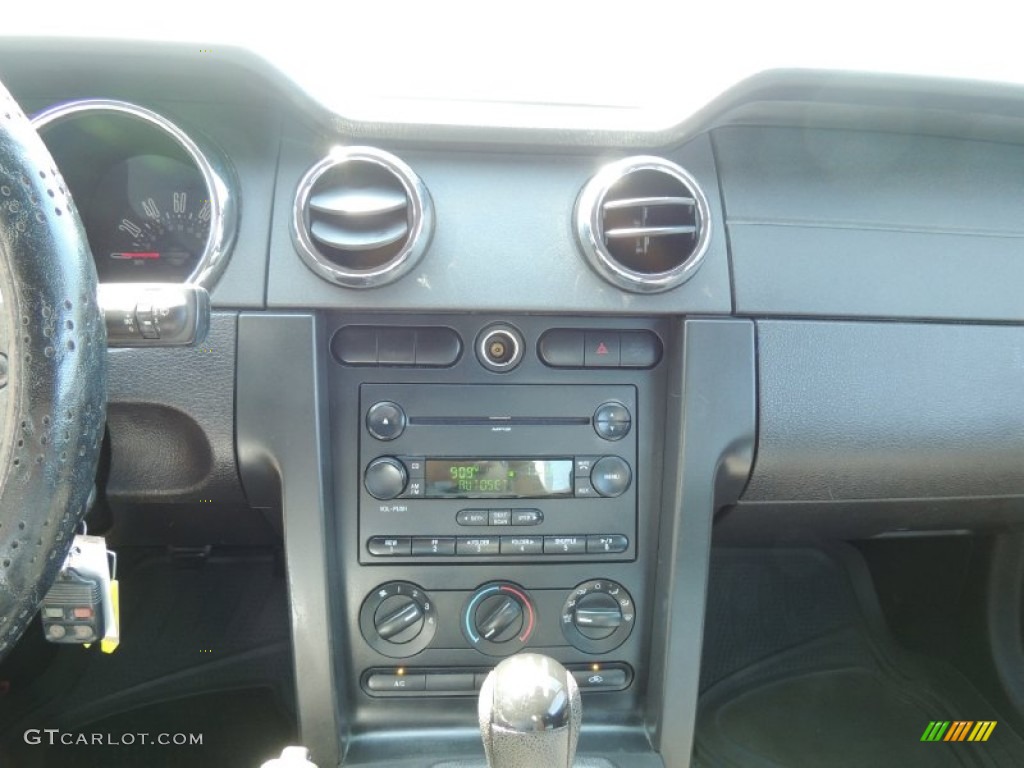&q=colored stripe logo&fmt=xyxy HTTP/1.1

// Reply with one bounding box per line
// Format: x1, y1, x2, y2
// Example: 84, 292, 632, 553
921, 721, 997, 742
